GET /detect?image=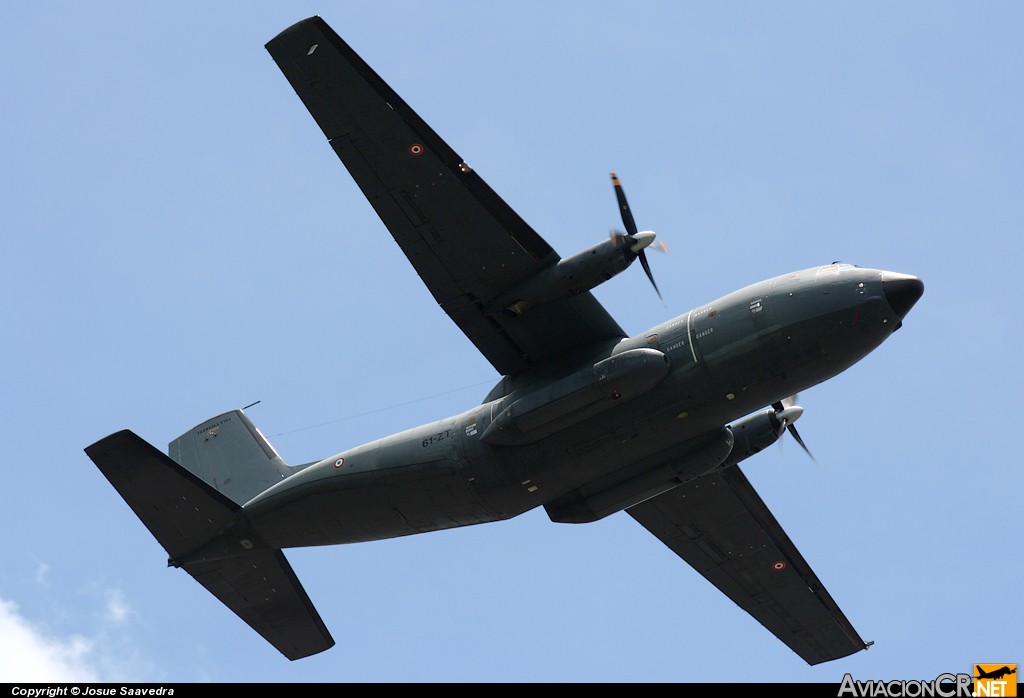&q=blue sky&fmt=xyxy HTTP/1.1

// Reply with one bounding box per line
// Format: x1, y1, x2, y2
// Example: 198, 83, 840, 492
2, 1, 1021, 683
